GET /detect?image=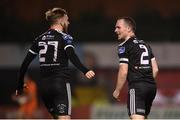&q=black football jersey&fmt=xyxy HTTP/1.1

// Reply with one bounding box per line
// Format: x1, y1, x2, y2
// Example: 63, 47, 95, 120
29, 29, 74, 75
118, 37, 155, 85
